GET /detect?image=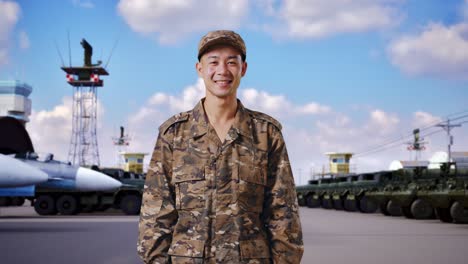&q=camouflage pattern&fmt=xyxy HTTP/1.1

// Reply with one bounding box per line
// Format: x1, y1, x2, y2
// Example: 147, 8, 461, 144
198, 30, 247, 61
138, 99, 303, 264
